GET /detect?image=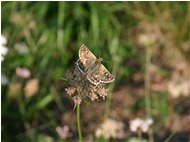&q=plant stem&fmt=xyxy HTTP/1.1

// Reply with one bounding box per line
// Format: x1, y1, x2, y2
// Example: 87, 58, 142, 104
164, 132, 175, 142
104, 89, 112, 119
104, 76, 116, 119
145, 47, 151, 117
104, 53, 119, 119
137, 129, 142, 141
77, 104, 83, 142
145, 46, 153, 142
